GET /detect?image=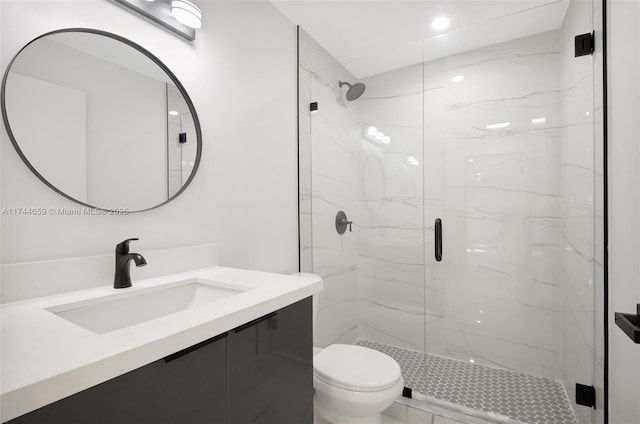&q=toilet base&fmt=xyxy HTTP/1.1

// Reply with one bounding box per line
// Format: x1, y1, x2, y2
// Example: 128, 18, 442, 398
314, 398, 383, 424
313, 375, 403, 424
